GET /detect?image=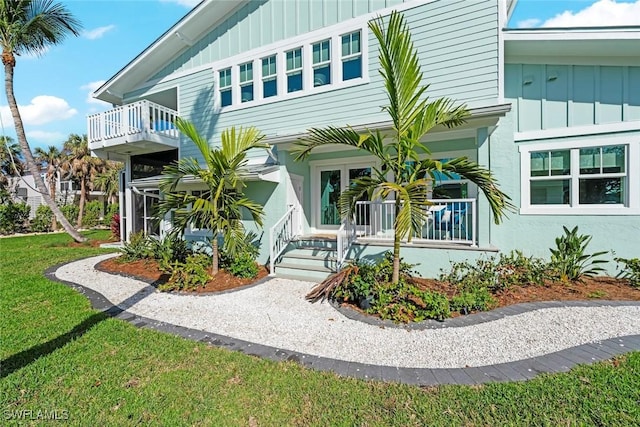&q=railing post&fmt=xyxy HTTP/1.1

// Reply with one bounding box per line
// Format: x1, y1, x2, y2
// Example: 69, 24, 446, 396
471, 198, 477, 247
269, 227, 275, 275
